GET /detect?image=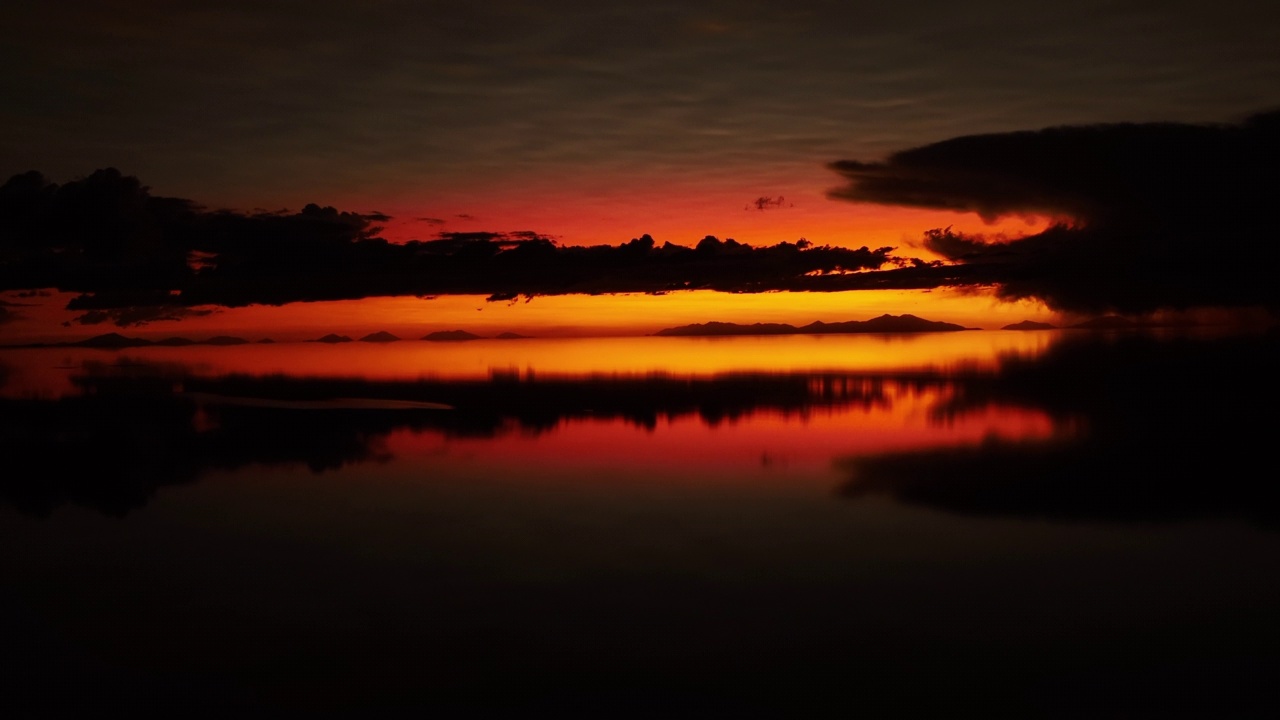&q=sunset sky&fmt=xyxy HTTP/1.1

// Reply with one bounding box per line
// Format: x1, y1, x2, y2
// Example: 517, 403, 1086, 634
6, 7, 1280, 711
2, 1, 1279, 341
